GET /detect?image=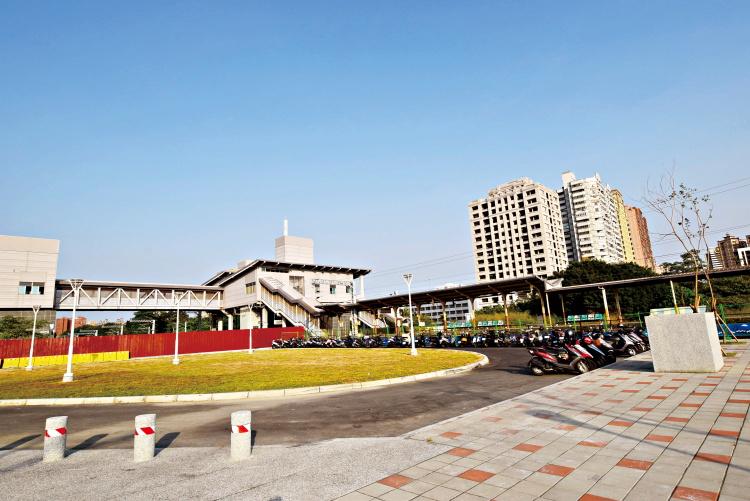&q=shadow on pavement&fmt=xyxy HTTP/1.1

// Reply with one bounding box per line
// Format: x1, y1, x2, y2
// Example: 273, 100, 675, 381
155, 432, 180, 455
68, 434, 108, 455
0, 434, 41, 450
